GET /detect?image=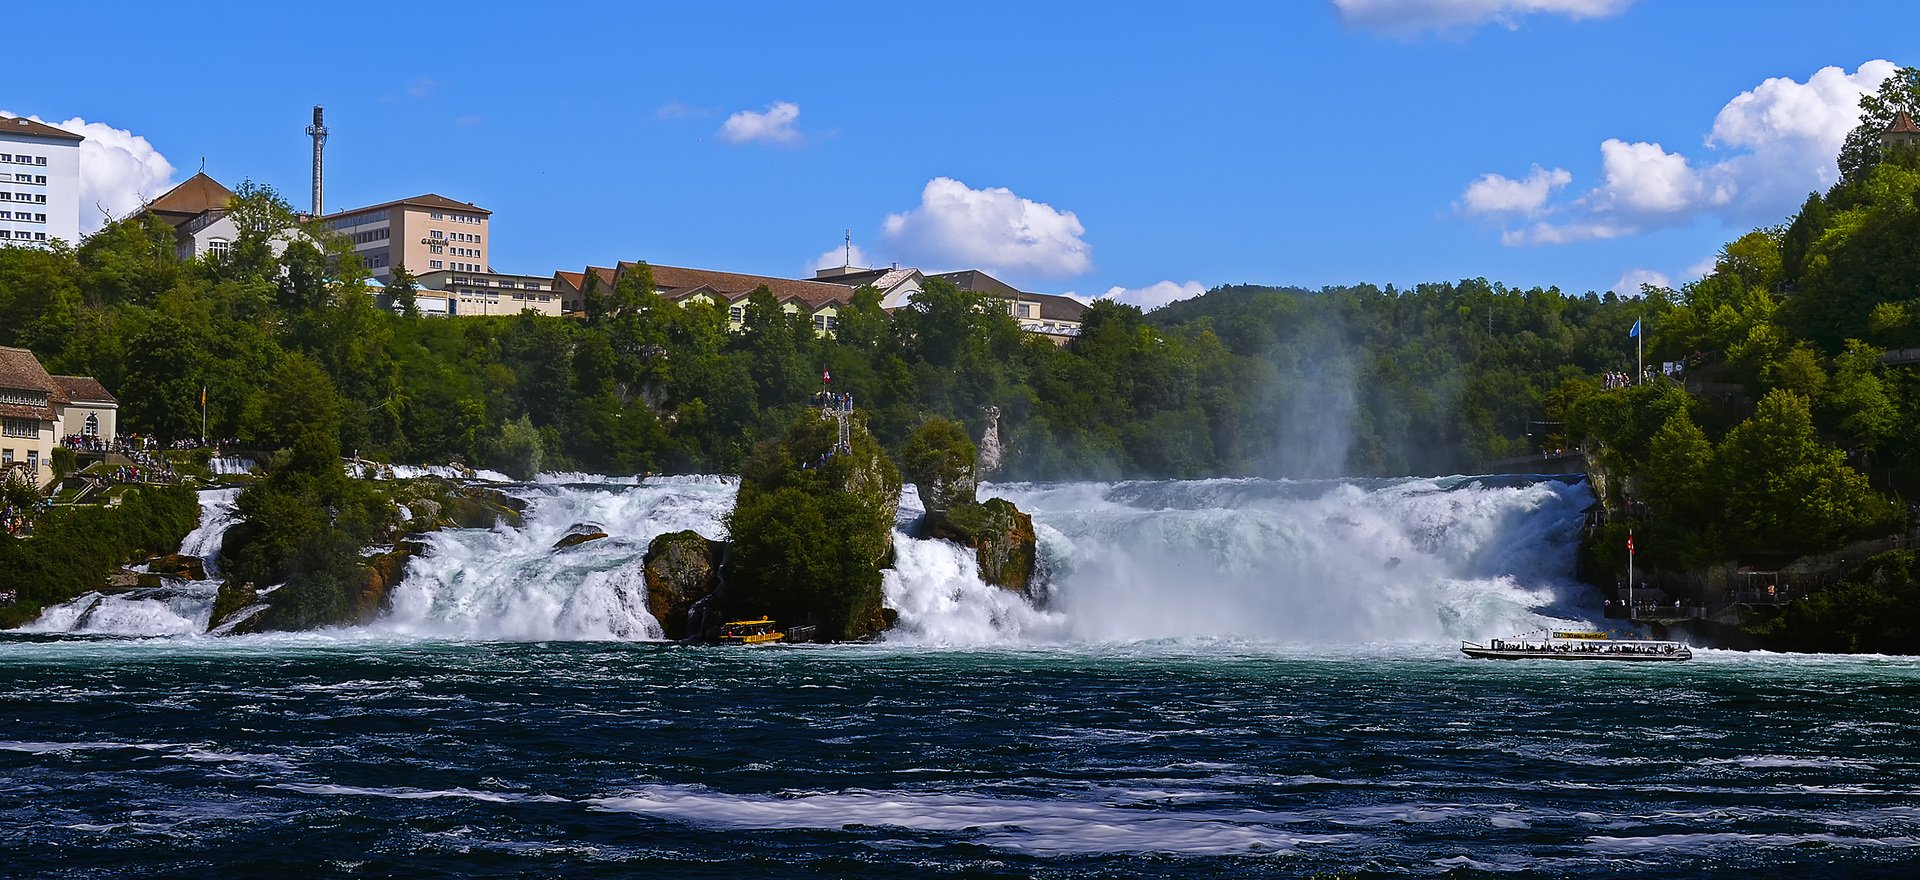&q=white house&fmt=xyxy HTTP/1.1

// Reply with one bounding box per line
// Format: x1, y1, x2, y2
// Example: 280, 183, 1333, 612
0, 116, 83, 247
